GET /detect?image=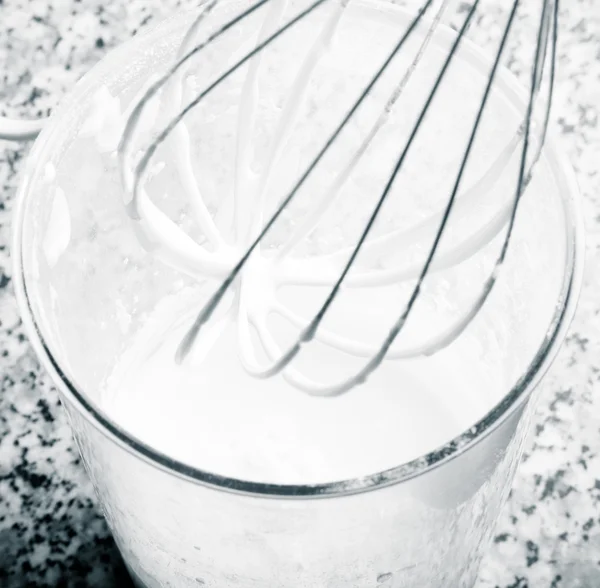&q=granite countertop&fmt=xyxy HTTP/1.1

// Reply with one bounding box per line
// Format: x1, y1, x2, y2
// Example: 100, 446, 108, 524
0, 0, 599, 586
